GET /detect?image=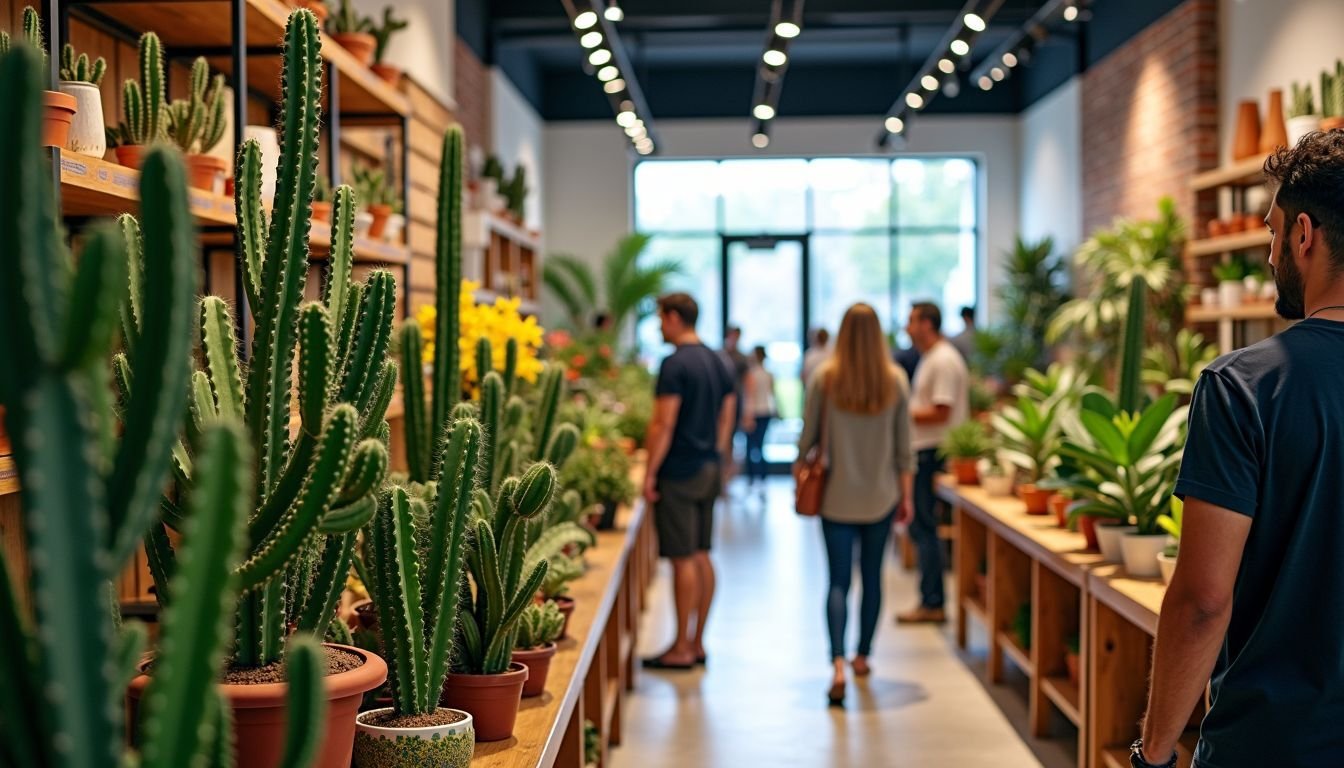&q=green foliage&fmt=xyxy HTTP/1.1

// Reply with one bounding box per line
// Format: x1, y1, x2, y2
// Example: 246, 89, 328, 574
353, 163, 396, 207
1157, 496, 1183, 543
1211, 256, 1249, 283
974, 237, 1069, 383
1290, 81, 1315, 119
1013, 603, 1032, 651
505, 164, 528, 219
371, 6, 408, 64
544, 234, 683, 336
327, 0, 374, 34
1143, 329, 1216, 396
559, 441, 635, 510
116, 31, 167, 145
1013, 363, 1087, 409
1066, 633, 1081, 655
991, 396, 1063, 483
543, 256, 600, 330
938, 420, 994, 462
541, 554, 584, 599
60, 42, 106, 85
166, 57, 226, 153
515, 601, 565, 650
